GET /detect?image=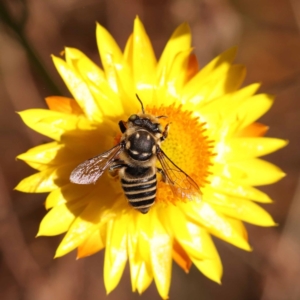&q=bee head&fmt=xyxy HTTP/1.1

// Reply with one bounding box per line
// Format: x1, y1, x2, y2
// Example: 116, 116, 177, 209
127, 114, 164, 134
